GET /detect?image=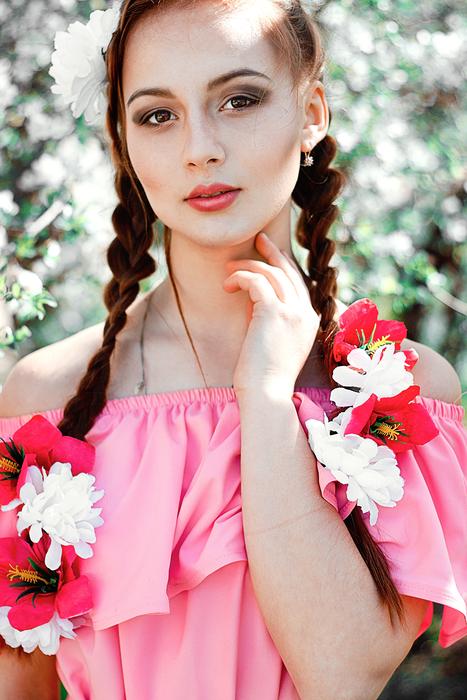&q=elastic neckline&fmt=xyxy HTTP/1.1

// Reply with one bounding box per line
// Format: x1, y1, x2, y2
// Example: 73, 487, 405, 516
99, 385, 335, 413
1, 385, 334, 423
0, 385, 464, 424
